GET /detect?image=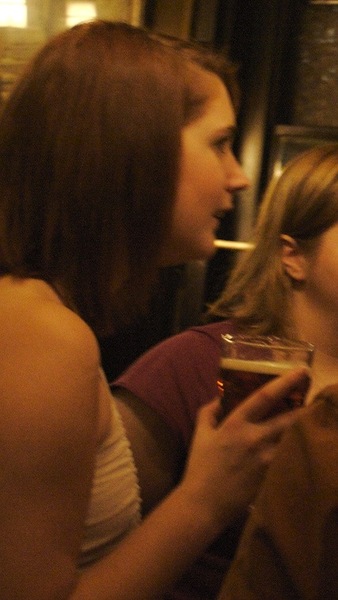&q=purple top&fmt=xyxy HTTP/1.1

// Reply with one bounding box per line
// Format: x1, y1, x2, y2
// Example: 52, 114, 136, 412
112, 320, 241, 600
113, 320, 237, 446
